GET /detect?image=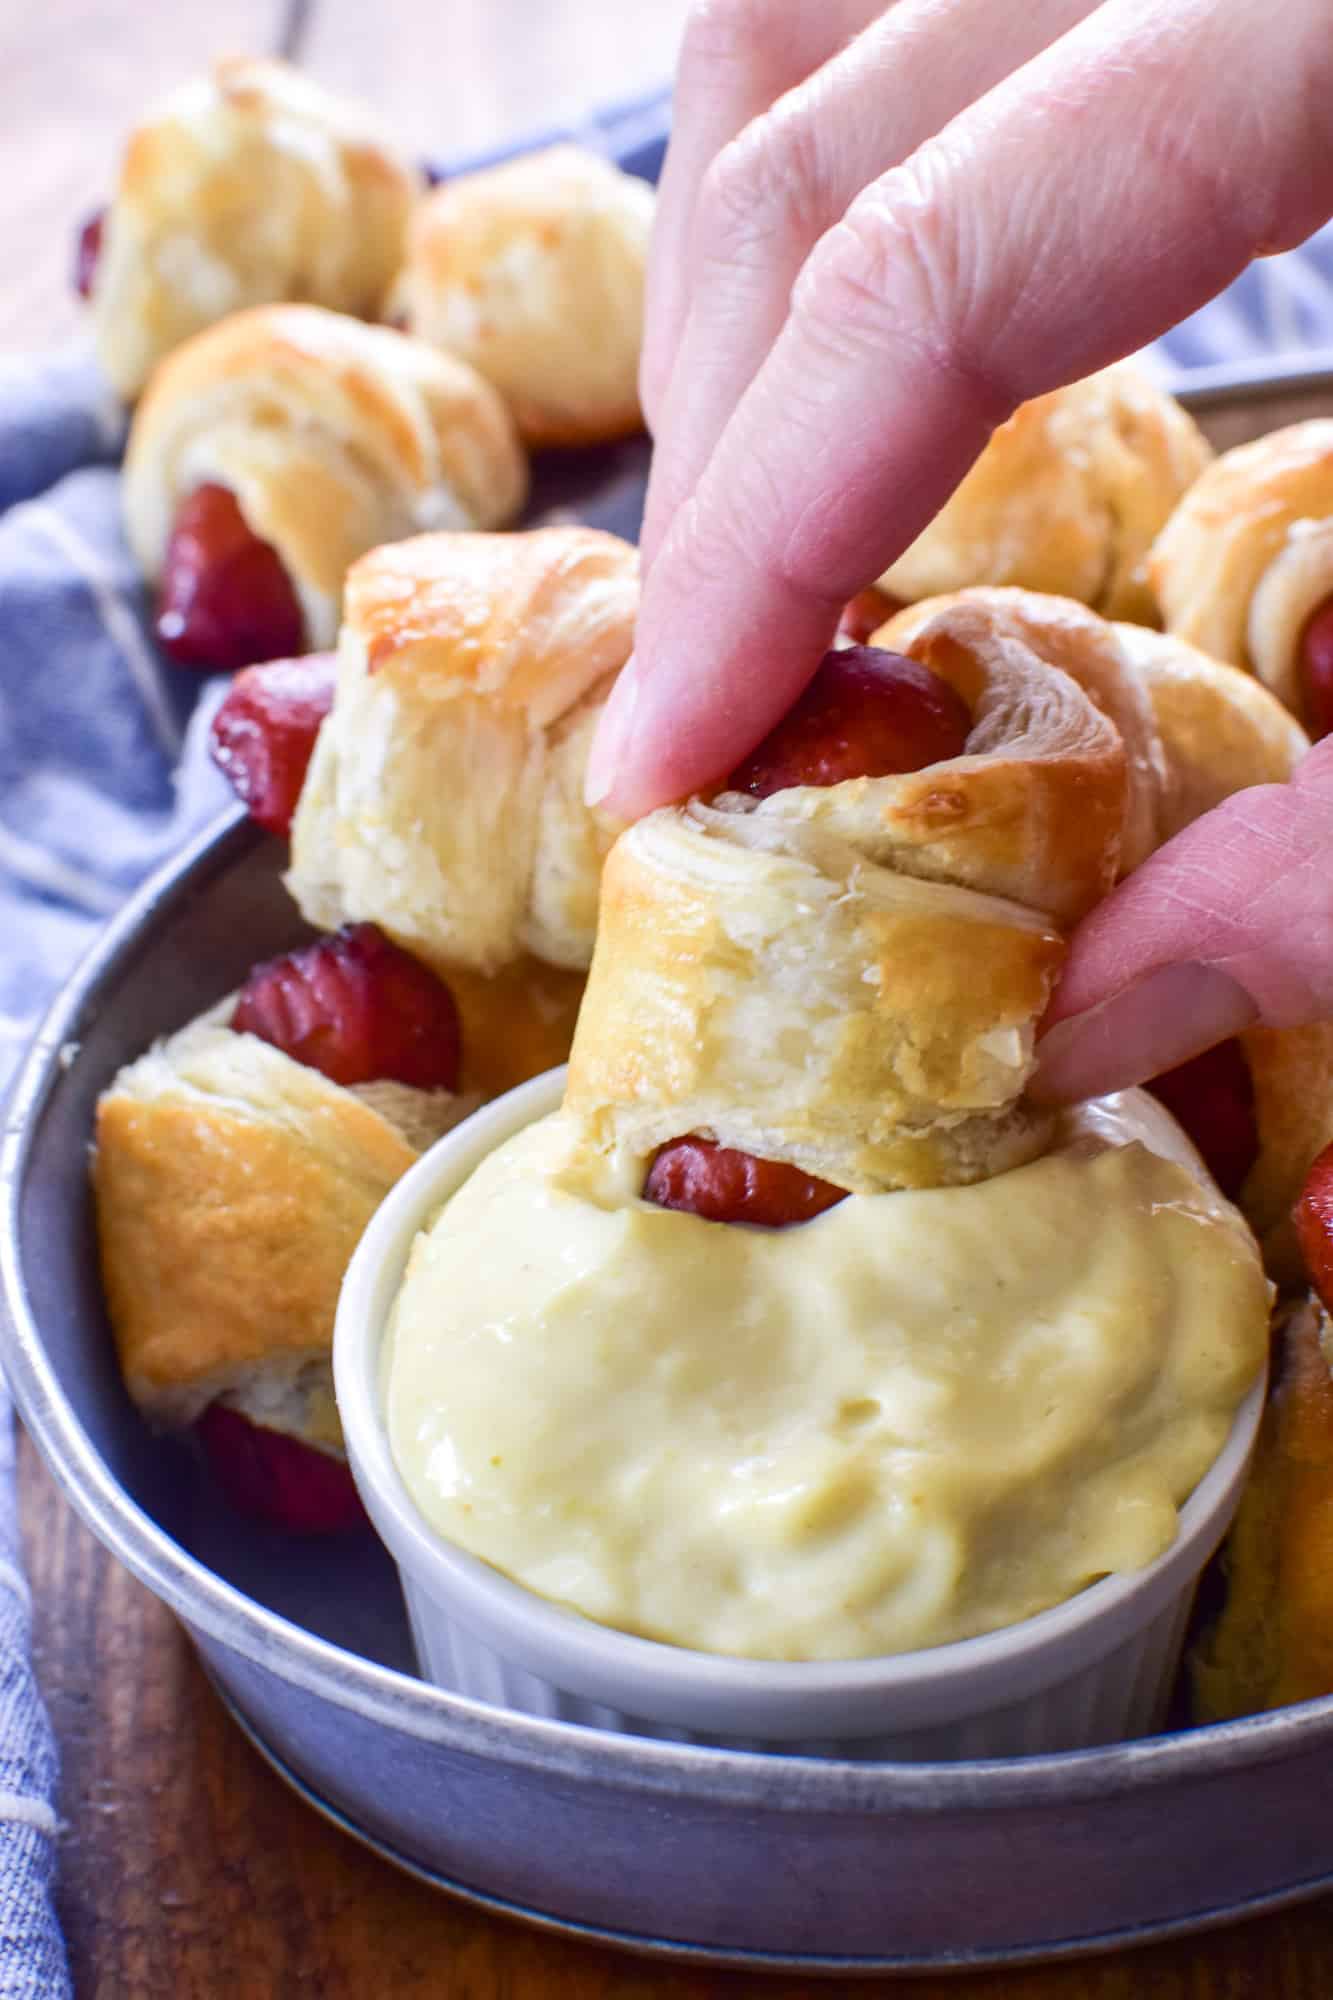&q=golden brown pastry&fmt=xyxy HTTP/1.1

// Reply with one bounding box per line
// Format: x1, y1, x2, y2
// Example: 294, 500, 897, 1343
389, 146, 655, 447
443, 960, 589, 1104
93, 1004, 467, 1440
380, 613, 1271, 1659
1192, 1295, 1333, 1719
1111, 624, 1309, 839
86, 57, 423, 400
286, 525, 638, 979
122, 303, 527, 652
1110, 1009, 1330, 1296
566, 597, 1138, 1194
1149, 421, 1333, 734
876, 364, 1212, 622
